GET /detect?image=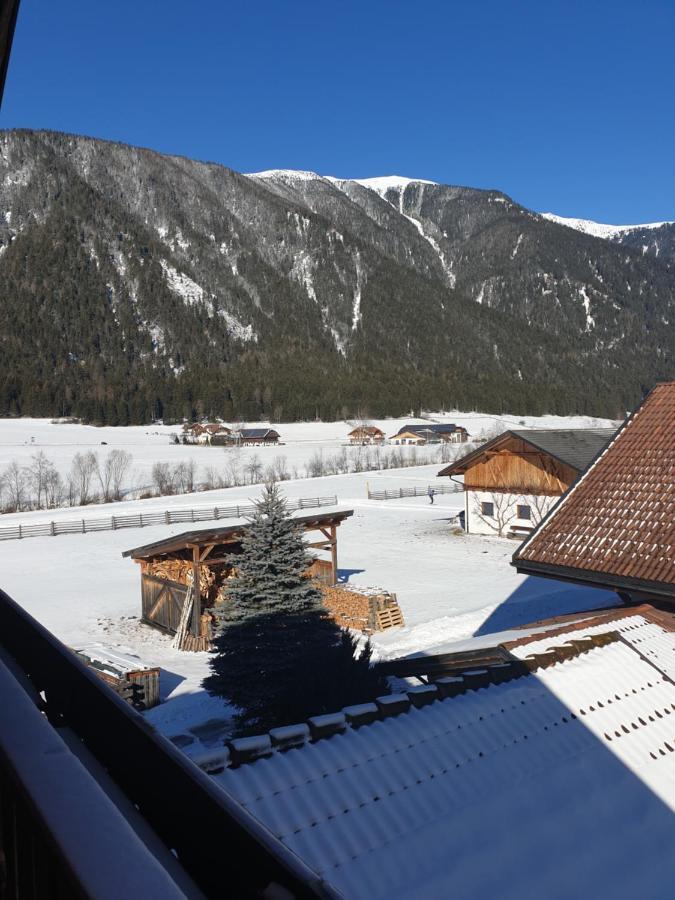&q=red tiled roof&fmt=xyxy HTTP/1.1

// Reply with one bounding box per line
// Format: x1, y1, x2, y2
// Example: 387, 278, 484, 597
514, 383, 675, 598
